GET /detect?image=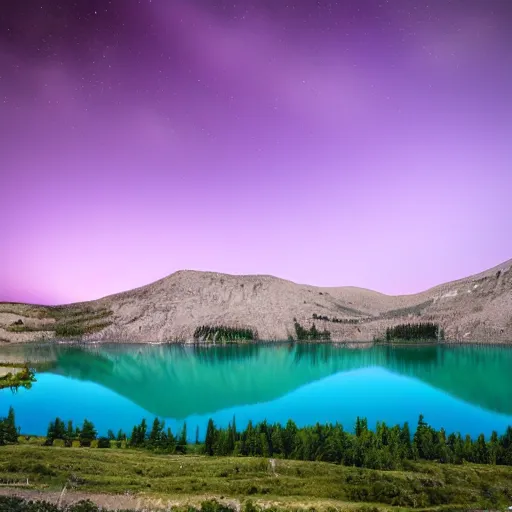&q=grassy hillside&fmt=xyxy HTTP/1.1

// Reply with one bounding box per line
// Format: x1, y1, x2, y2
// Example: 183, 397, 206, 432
0, 445, 512, 511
